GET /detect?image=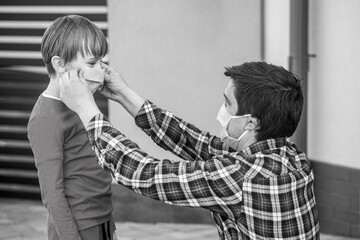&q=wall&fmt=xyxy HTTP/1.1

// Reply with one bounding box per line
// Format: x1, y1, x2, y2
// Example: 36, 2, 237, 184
108, 0, 261, 161
265, 0, 360, 169
308, 0, 360, 170
265, 0, 360, 238
308, 0, 360, 237
263, 0, 289, 67
107, 0, 261, 223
